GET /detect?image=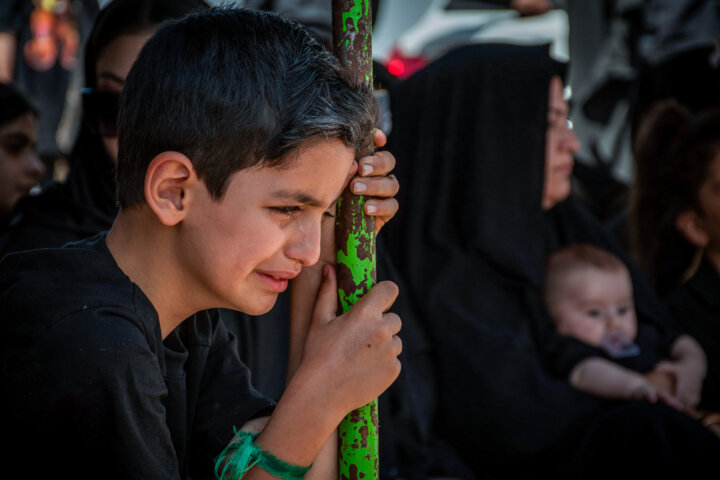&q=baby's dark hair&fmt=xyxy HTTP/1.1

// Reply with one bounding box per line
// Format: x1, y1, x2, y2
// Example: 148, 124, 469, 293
0, 84, 38, 127
116, 7, 377, 208
545, 244, 628, 301
630, 99, 720, 296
